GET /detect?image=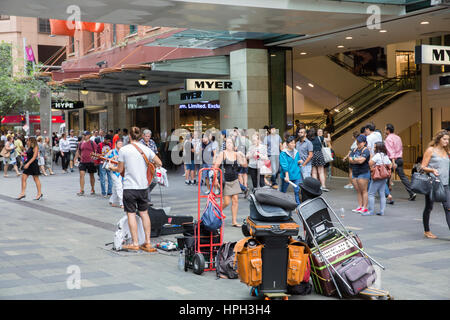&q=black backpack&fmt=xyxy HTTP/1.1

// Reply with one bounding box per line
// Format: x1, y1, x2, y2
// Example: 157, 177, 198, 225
216, 242, 238, 279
